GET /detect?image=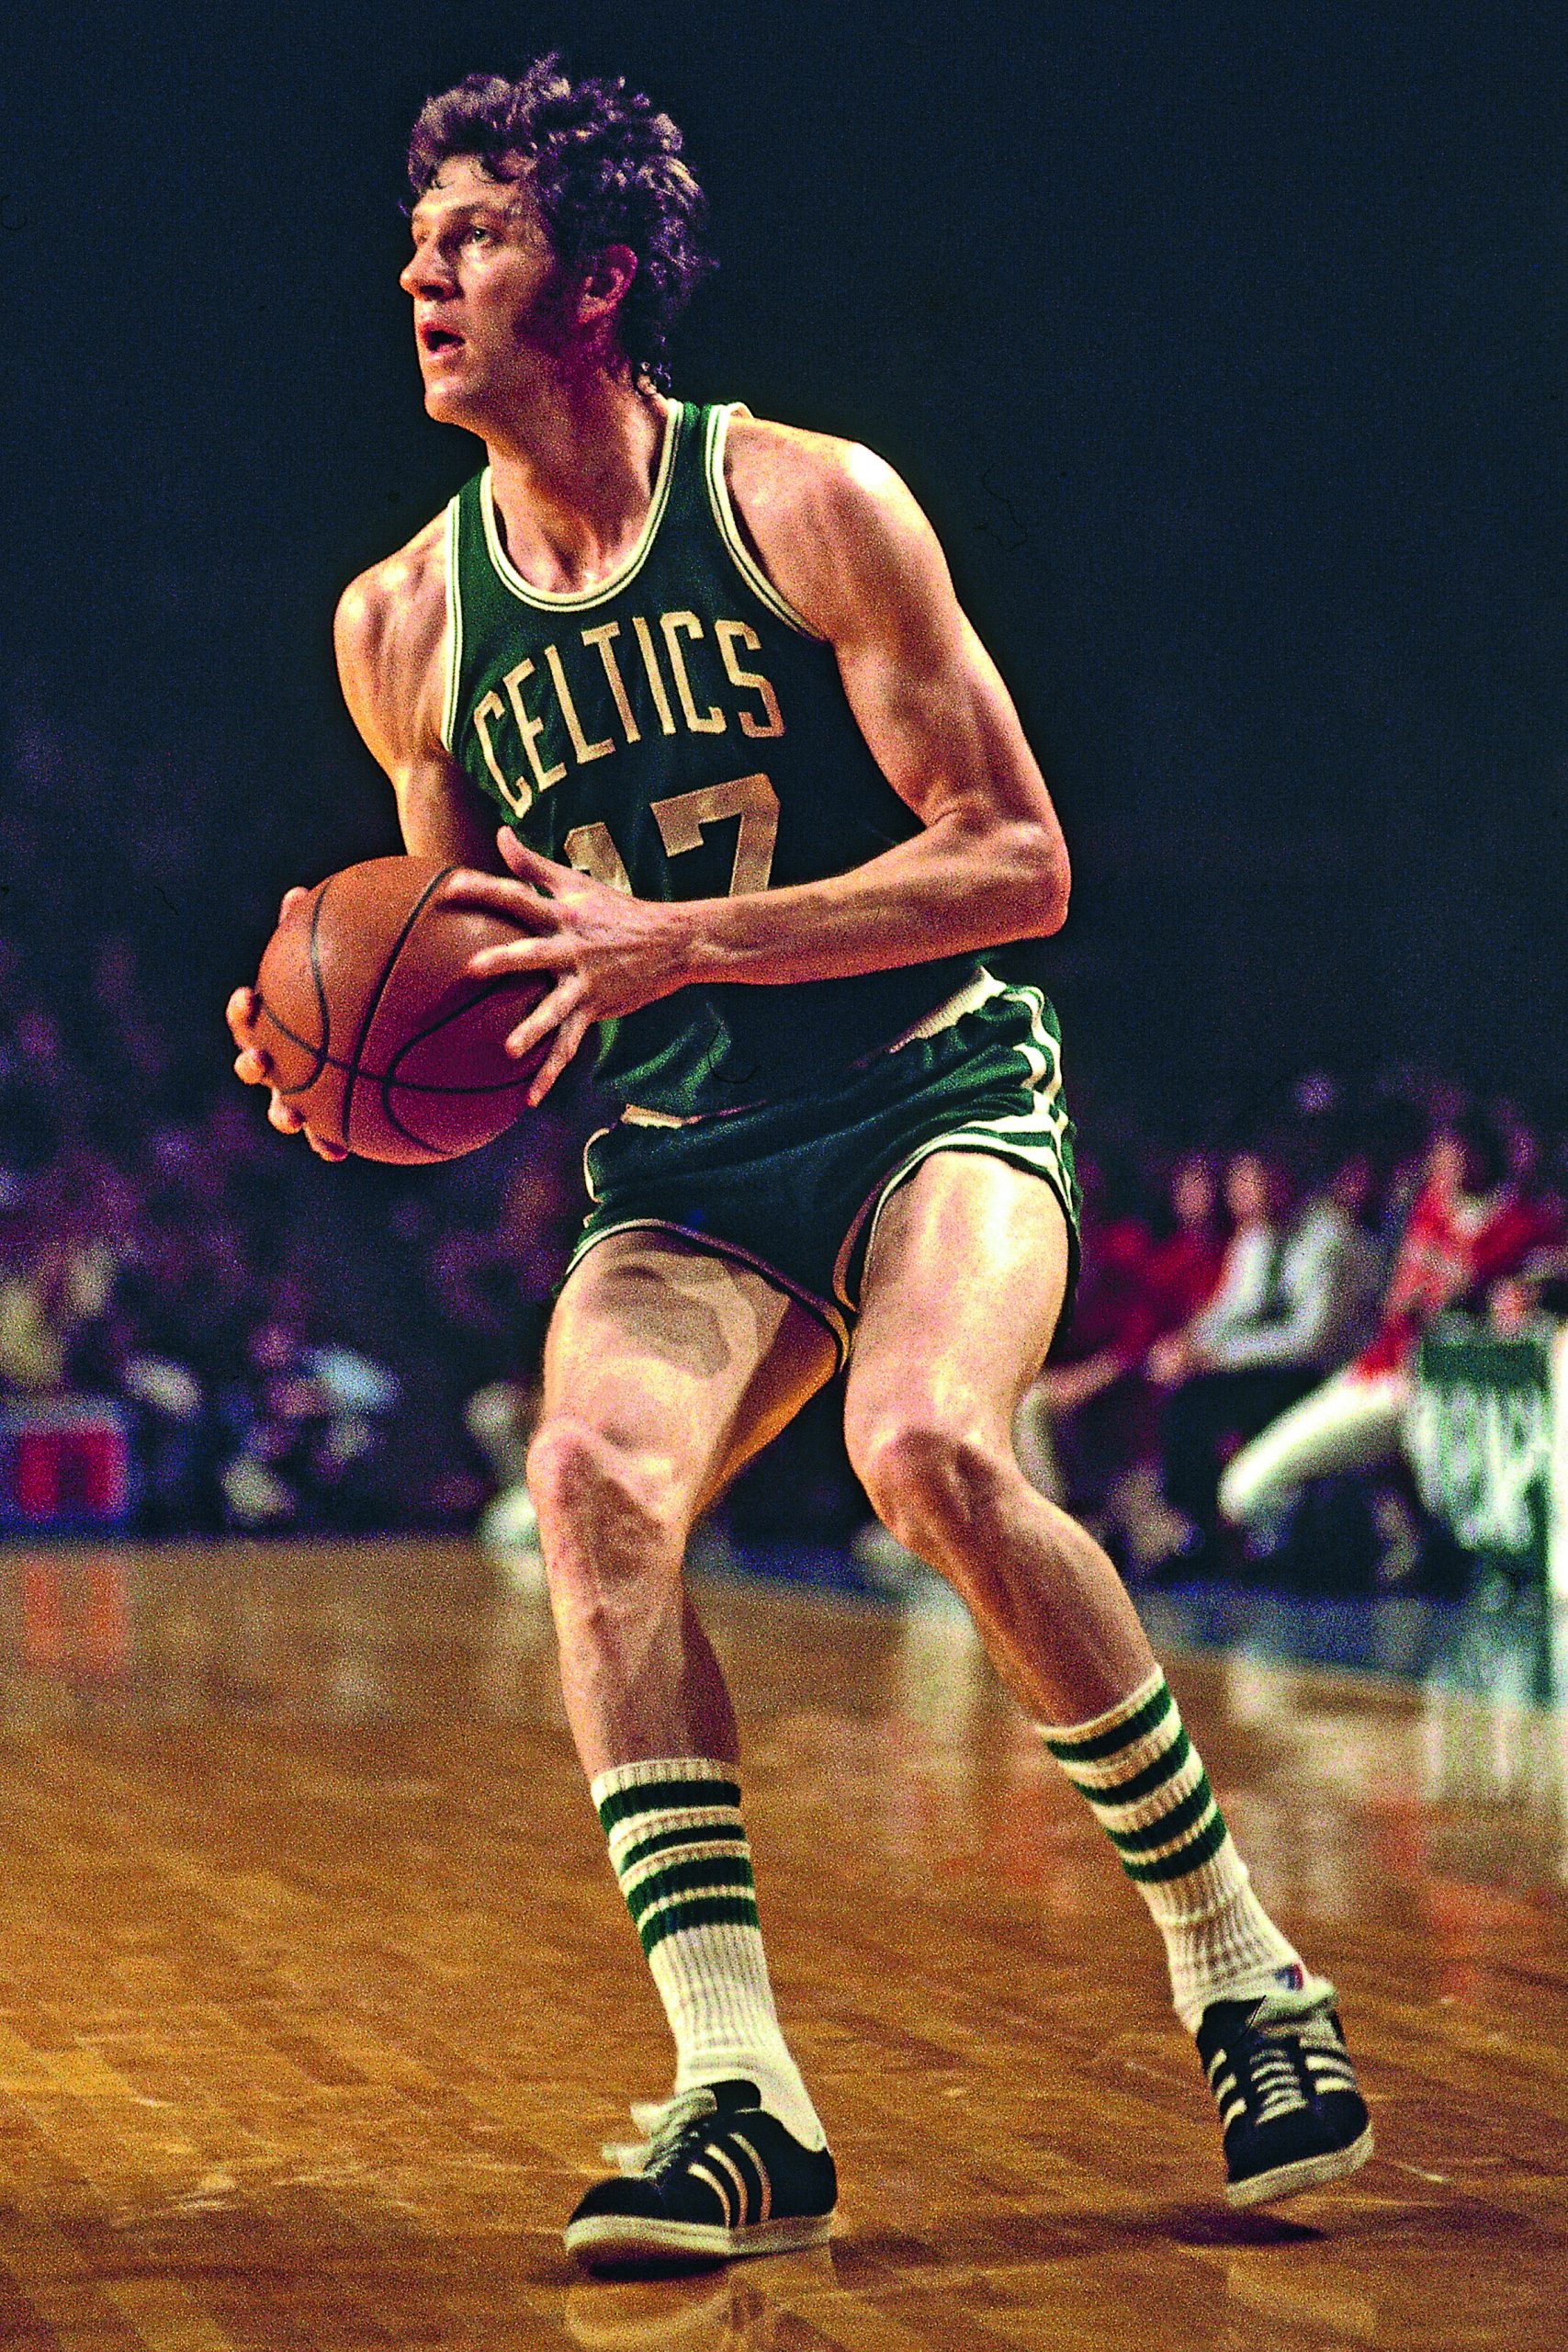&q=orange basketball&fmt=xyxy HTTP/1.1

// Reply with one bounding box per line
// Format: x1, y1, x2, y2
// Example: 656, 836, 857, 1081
247, 856, 549, 1163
